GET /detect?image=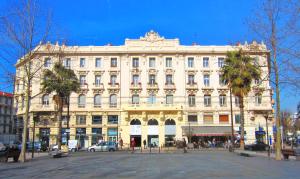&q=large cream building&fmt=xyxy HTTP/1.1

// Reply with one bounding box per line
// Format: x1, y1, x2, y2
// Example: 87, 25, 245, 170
14, 31, 273, 148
